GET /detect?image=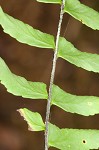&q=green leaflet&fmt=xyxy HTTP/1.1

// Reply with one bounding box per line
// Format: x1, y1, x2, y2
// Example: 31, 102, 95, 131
1, 57, 99, 116
49, 124, 99, 150
0, 57, 48, 99
36, 0, 99, 30
0, 7, 55, 49
52, 85, 99, 116
64, 0, 99, 30
19, 108, 45, 131
36, 0, 61, 4
1, 56, 99, 116
58, 37, 99, 73
18, 108, 99, 150
1, 7, 99, 72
